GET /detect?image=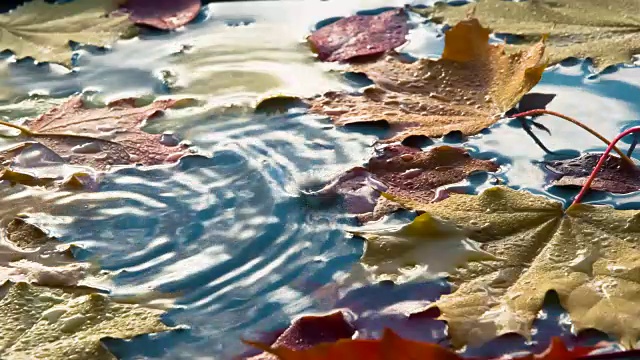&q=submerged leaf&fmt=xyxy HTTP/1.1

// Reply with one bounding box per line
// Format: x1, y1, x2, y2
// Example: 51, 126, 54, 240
378, 186, 640, 348
0, 218, 102, 288
317, 145, 498, 222
0, 0, 134, 67
420, 0, 640, 71
308, 9, 409, 62
0, 282, 172, 359
1, 96, 194, 172
545, 153, 640, 194
121, 0, 201, 30
307, 18, 546, 142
